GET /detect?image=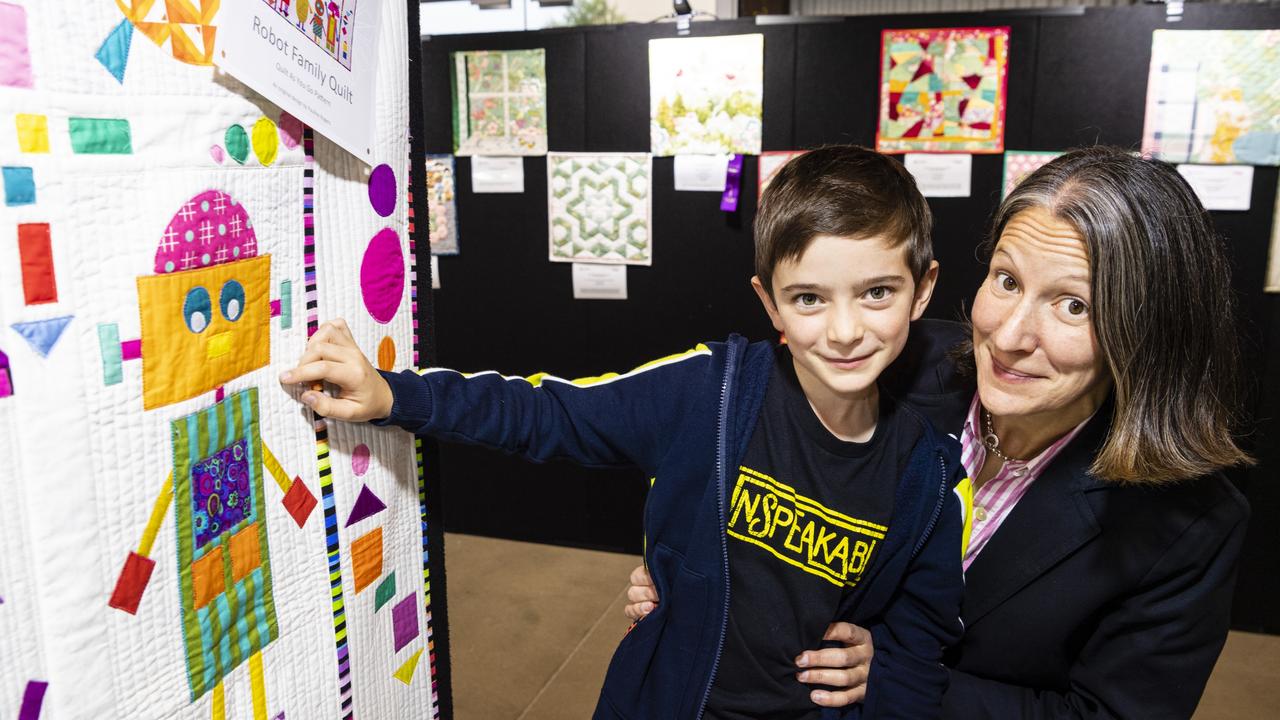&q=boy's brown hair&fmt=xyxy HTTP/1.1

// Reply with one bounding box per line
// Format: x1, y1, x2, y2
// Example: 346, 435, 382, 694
754, 145, 933, 295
